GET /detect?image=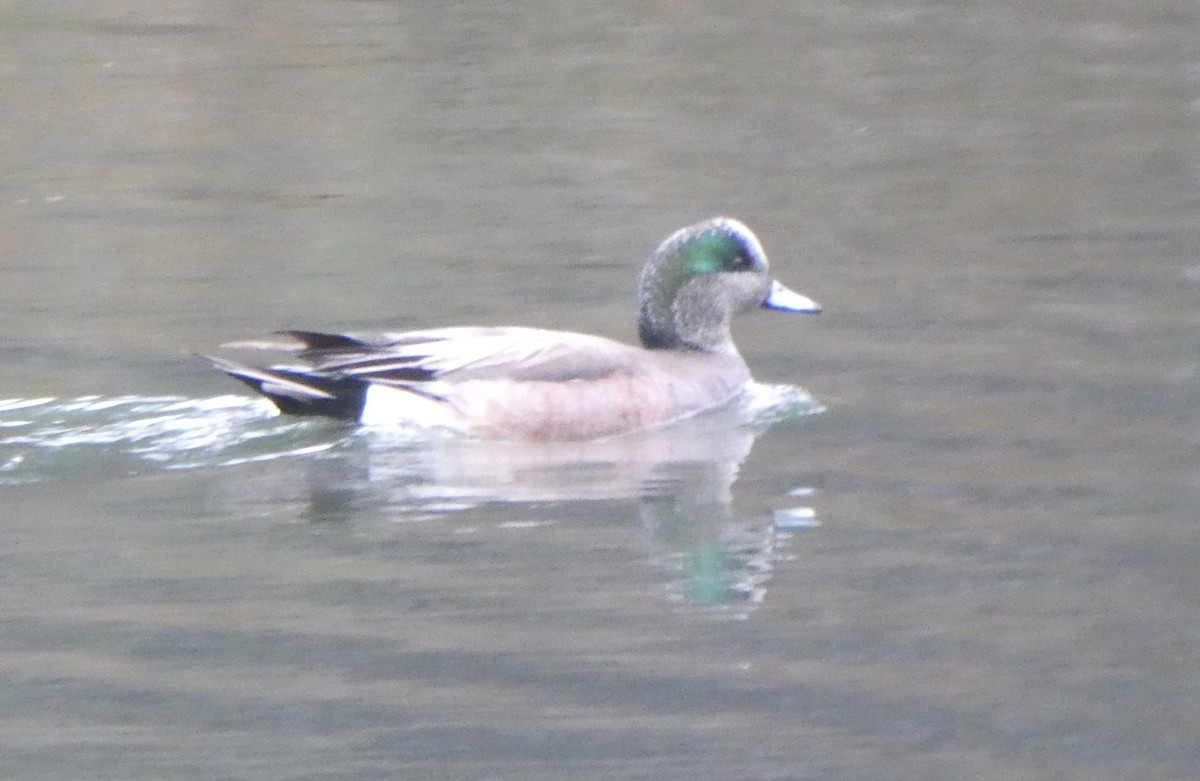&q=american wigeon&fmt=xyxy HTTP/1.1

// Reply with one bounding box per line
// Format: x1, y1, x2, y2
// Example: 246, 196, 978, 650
203, 217, 820, 440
